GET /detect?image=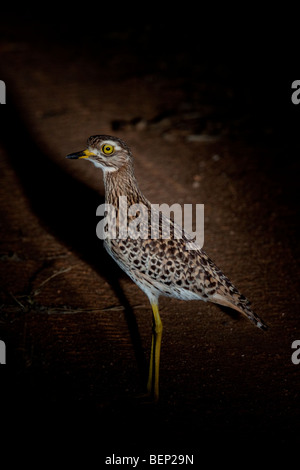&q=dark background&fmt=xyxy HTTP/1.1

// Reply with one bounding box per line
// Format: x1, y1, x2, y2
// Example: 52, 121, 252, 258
0, 9, 299, 466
